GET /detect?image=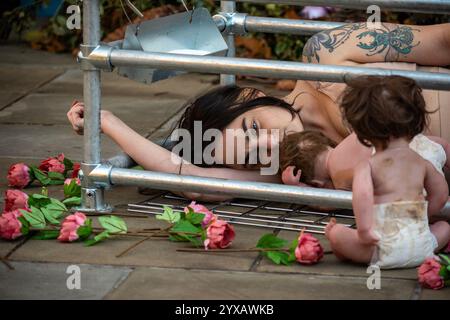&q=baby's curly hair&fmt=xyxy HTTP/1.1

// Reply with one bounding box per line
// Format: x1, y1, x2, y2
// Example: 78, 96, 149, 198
340, 75, 430, 150
280, 131, 337, 184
